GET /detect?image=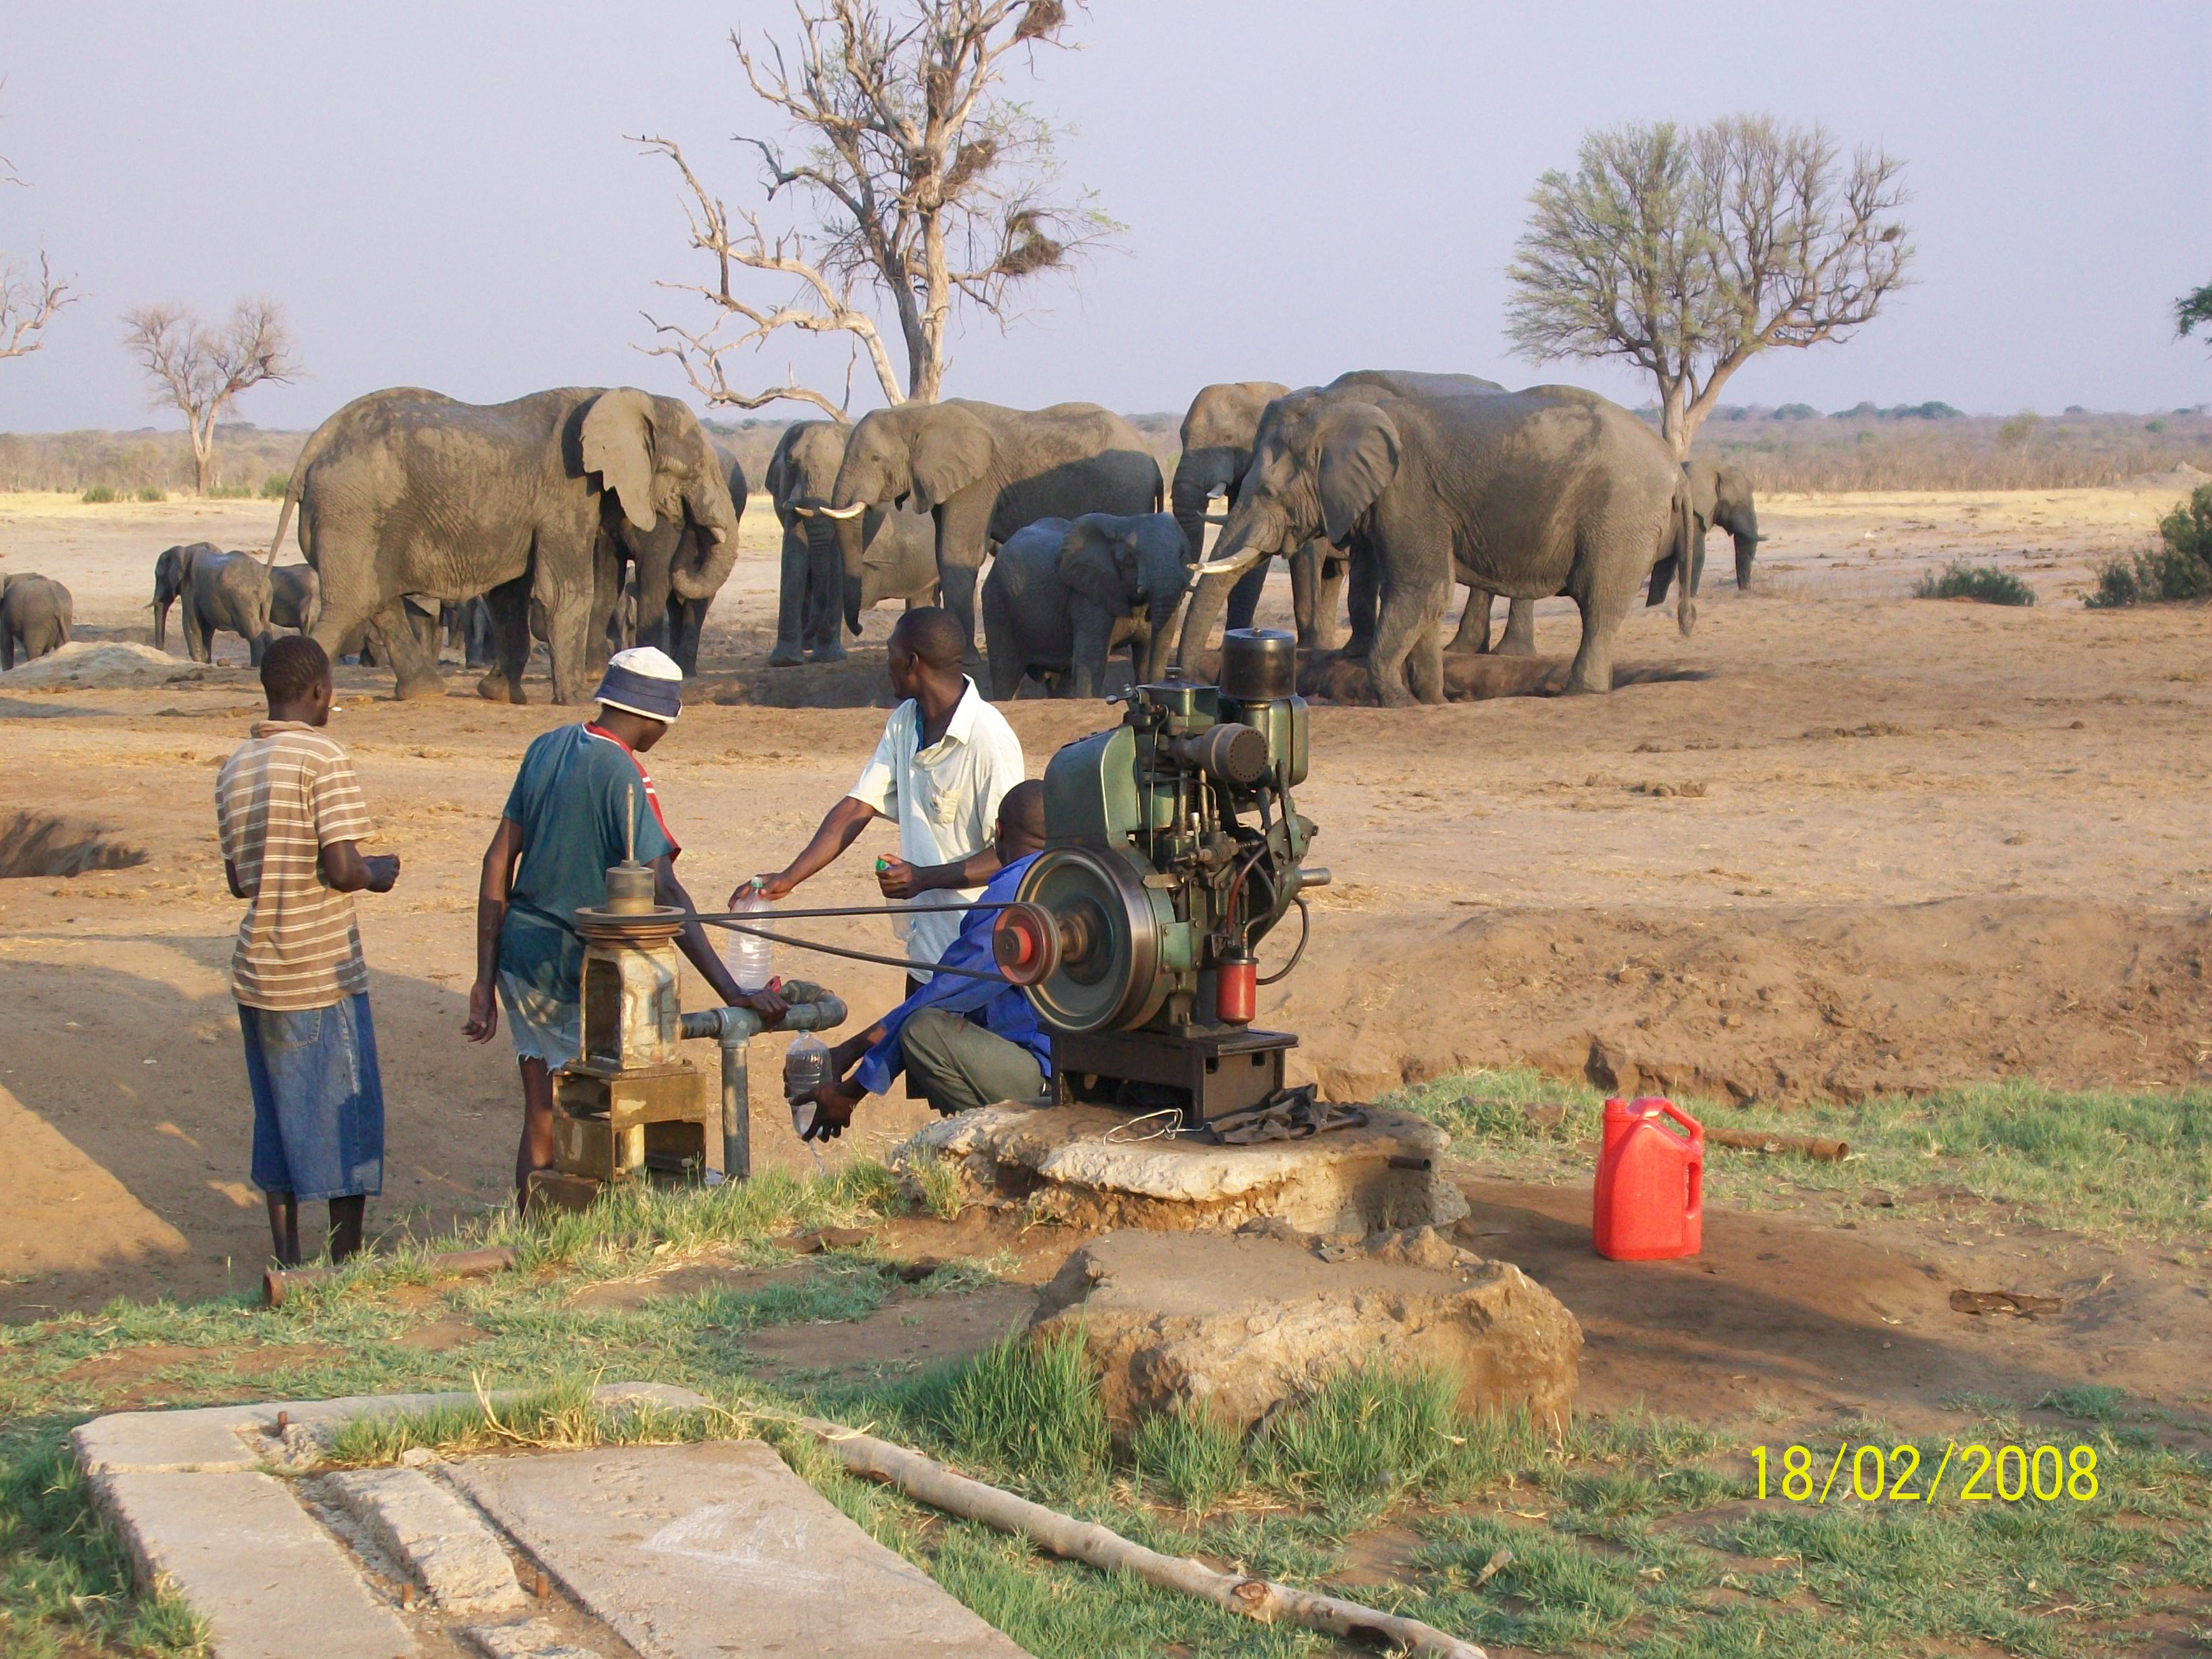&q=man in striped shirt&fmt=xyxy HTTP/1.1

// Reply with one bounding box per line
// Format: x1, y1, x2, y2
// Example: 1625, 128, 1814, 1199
215, 636, 399, 1267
